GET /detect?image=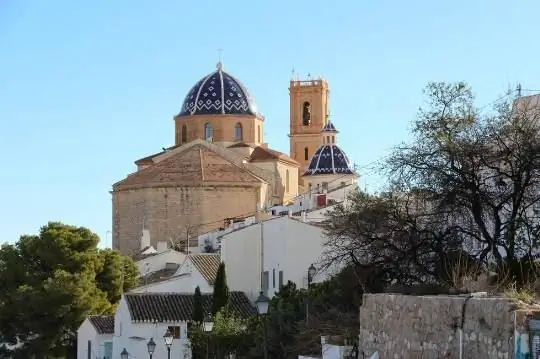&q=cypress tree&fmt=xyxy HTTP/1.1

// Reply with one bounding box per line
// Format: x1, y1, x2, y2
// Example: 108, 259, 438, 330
211, 262, 229, 315
192, 285, 204, 323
